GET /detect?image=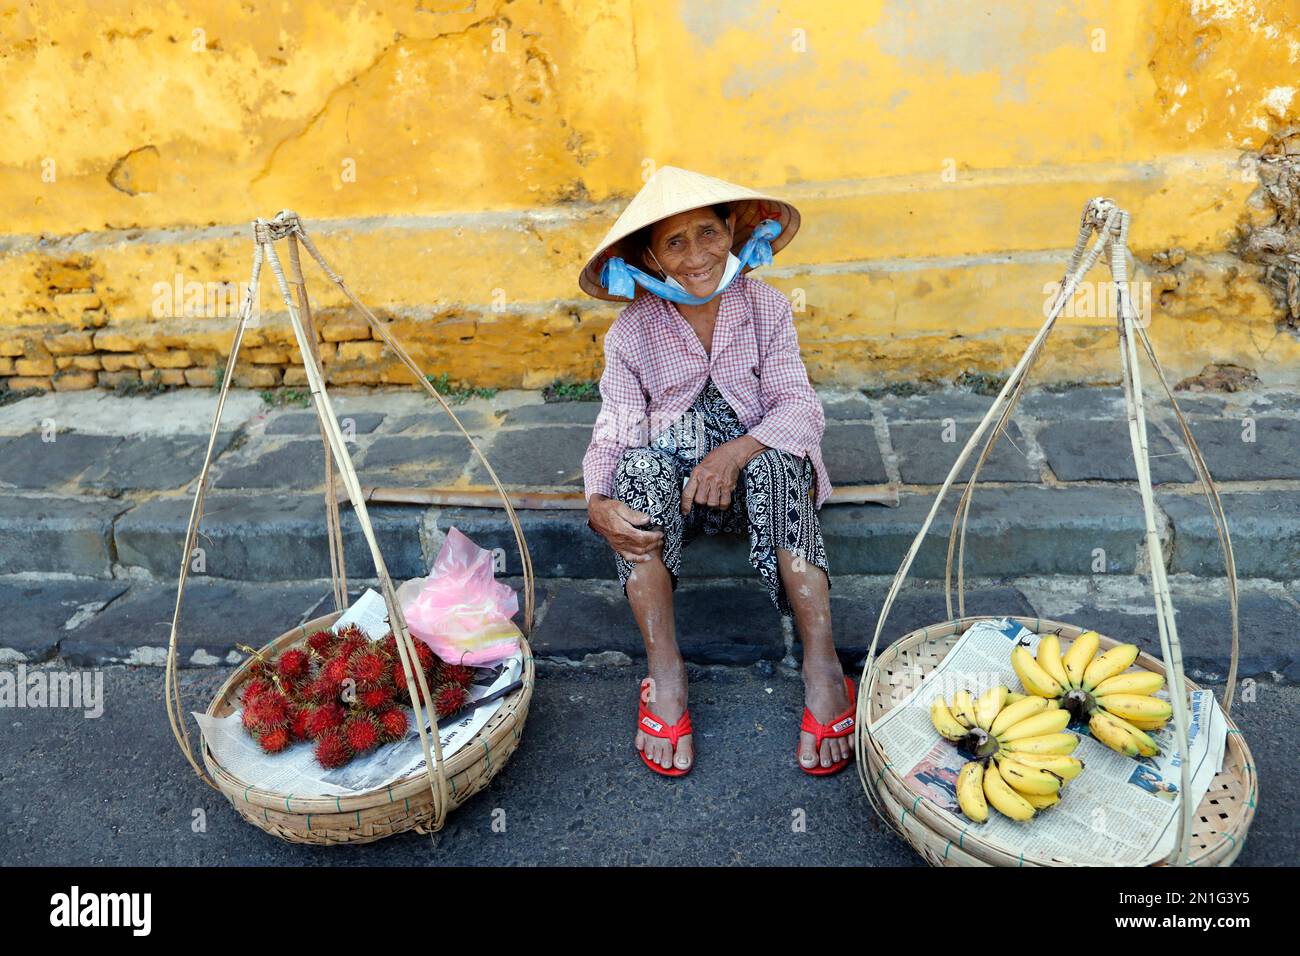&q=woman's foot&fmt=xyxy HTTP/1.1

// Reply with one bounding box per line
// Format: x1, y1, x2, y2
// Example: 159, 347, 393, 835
799, 658, 854, 771
635, 662, 693, 773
